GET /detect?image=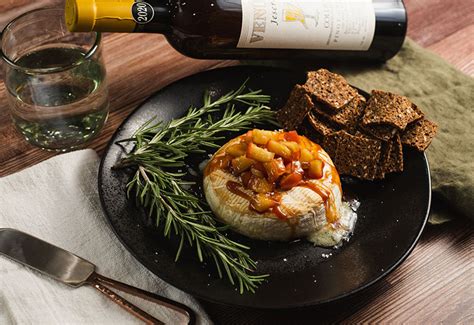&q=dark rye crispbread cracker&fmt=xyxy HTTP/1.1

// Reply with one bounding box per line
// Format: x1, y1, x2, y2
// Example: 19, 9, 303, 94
375, 140, 393, 179
386, 134, 404, 173
277, 84, 314, 130
305, 69, 357, 111
321, 131, 344, 160
360, 123, 398, 141
313, 95, 365, 130
333, 131, 382, 180
411, 103, 425, 122
362, 90, 424, 130
358, 93, 367, 104
374, 135, 404, 178
307, 111, 339, 136
400, 118, 438, 151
